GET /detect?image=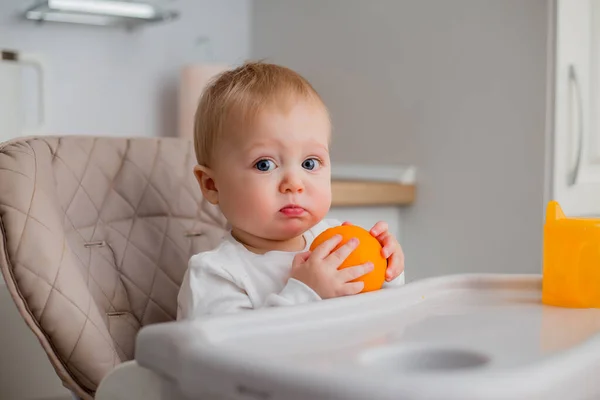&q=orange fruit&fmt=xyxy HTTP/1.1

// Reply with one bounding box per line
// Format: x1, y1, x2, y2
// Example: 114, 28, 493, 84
310, 225, 387, 293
